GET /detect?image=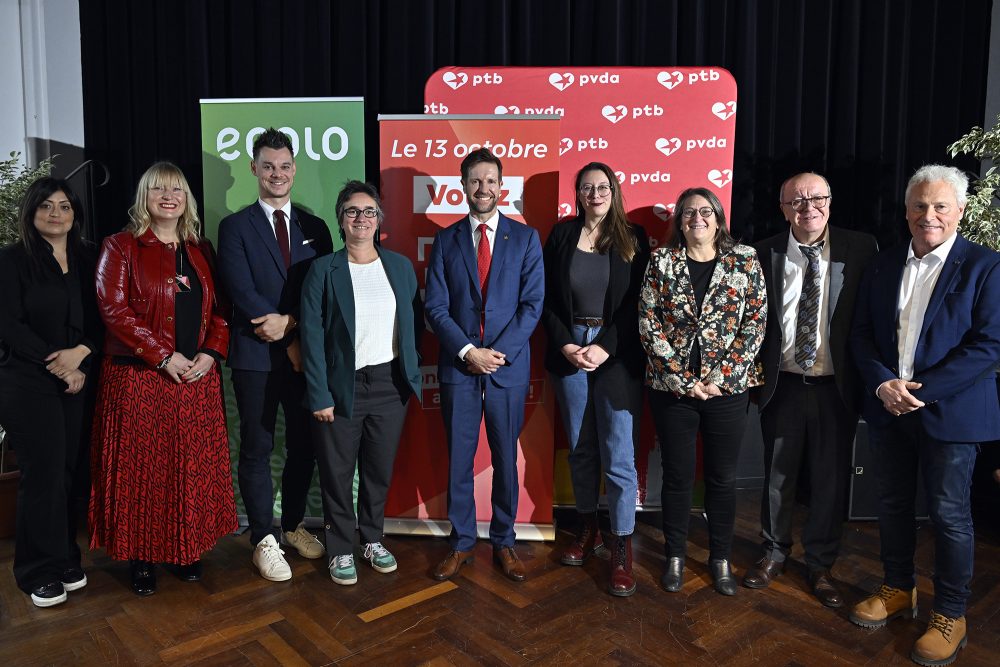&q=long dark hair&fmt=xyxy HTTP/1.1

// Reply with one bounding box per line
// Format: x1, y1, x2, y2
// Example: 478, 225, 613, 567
670, 187, 736, 253
574, 162, 638, 262
18, 177, 86, 267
